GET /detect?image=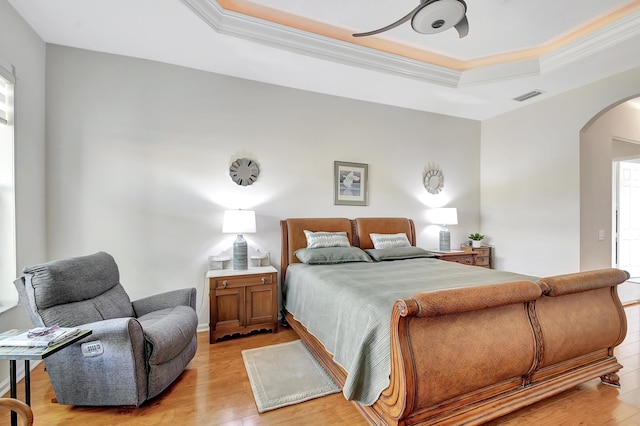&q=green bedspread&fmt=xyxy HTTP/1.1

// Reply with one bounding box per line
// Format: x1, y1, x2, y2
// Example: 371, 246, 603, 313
283, 258, 537, 406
